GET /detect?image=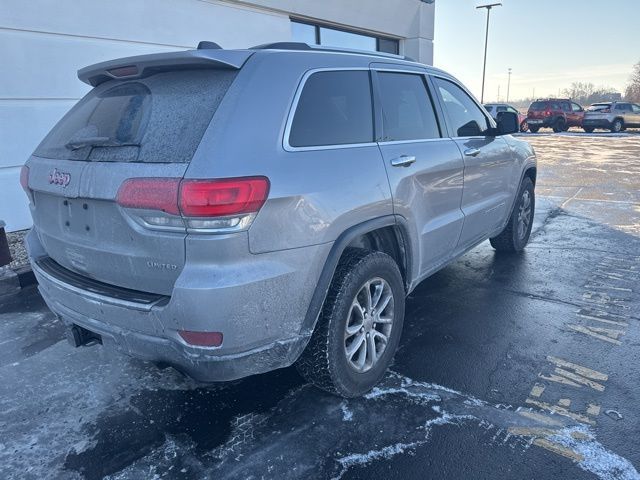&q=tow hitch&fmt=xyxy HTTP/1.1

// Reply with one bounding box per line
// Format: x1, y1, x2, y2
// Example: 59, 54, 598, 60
67, 325, 102, 347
